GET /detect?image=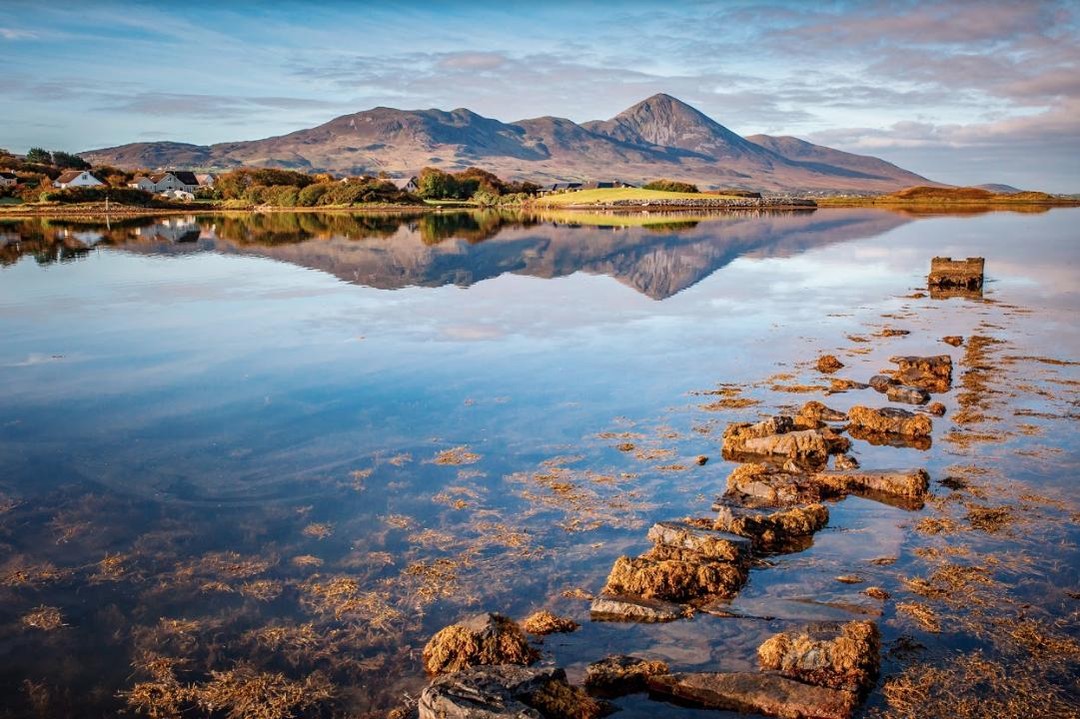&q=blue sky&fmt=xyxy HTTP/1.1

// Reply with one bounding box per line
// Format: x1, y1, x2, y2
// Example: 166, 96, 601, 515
1, 0, 1077, 190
